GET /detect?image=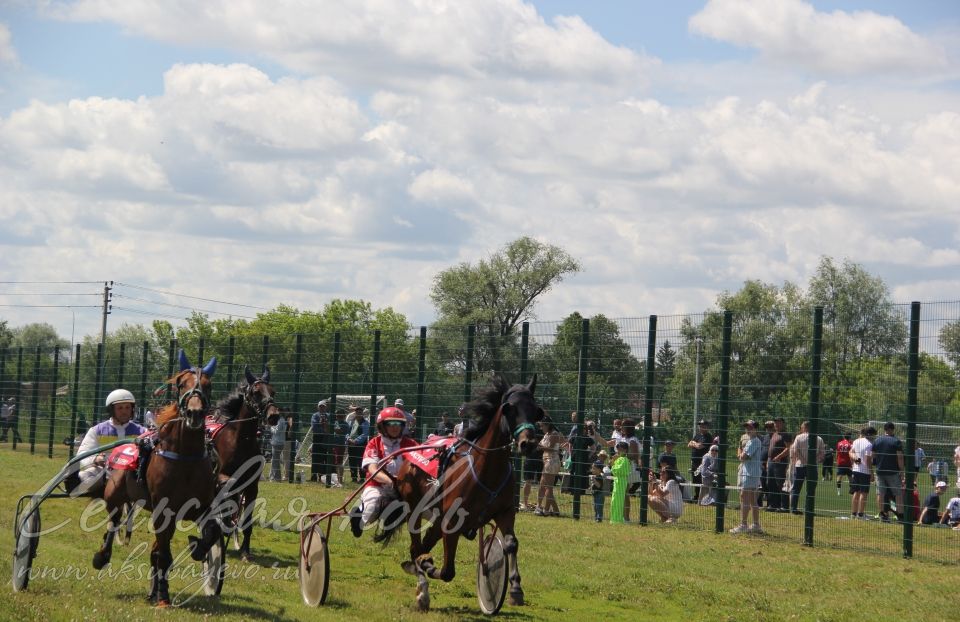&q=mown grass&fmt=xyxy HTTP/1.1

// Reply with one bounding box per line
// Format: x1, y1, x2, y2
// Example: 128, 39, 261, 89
0, 447, 957, 622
